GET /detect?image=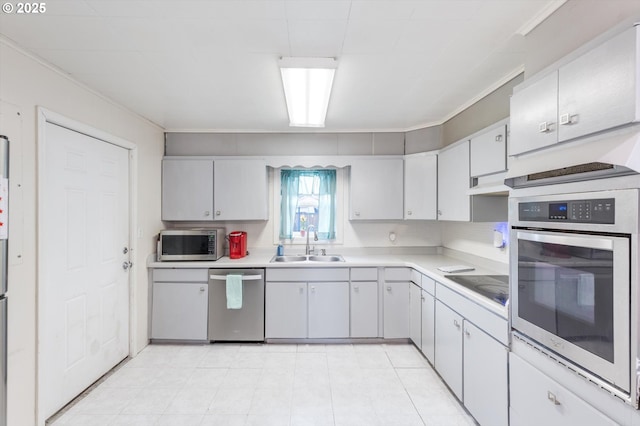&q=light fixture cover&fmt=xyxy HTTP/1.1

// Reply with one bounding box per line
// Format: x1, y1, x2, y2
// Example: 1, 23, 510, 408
279, 57, 337, 128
